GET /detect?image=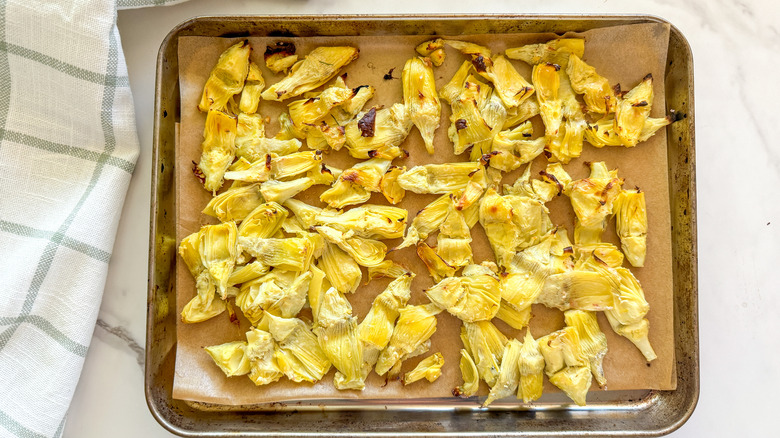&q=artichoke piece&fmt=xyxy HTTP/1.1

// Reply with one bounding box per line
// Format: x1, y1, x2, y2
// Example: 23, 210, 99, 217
436, 198, 473, 269
478, 187, 519, 268
404, 352, 444, 385
320, 158, 391, 209
454, 348, 479, 397
234, 113, 266, 164
417, 243, 456, 282
315, 204, 408, 240
245, 327, 283, 386
615, 74, 654, 147
288, 86, 355, 129
397, 162, 481, 194
546, 118, 587, 164
425, 272, 500, 323
569, 161, 623, 230
308, 264, 328, 324
403, 56, 441, 154
574, 242, 624, 269
503, 165, 554, 249
518, 332, 545, 403
375, 303, 442, 376
266, 314, 332, 382
565, 310, 608, 387
503, 98, 540, 129
538, 326, 591, 406
495, 302, 532, 330
199, 222, 238, 300
319, 242, 362, 294
237, 202, 288, 240
396, 194, 450, 250
489, 123, 544, 172
238, 237, 312, 271
202, 184, 264, 223
198, 109, 237, 193
179, 231, 203, 278
259, 177, 312, 203
314, 287, 364, 390
237, 136, 302, 166
566, 54, 616, 114
483, 339, 522, 407
605, 267, 656, 361
306, 121, 347, 151
477, 54, 535, 109
462, 320, 508, 387
585, 116, 672, 148
439, 60, 473, 105
315, 225, 387, 267
344, 104, 412, 159
199, 40, 250, 112
181, 271, 226, 323
537, 270, 617, 312
448, 78, 494, 155
416, 38, 445, 66
329, 76, 376, 124
538, 162, 573, 198
533, 63, 563, 137
366, 260, 411, 282
359, 273, 413, 367
204, 341, 250, 377
235, 271, 310, 323
223, 156, 271, 183
261, 46, 359, 101
239, 62, 265, 114
505, 38, 585, 66
380, 165, 406, 205
270, 150, 324, 180
614, 189, 647, 267
264, 42, 298, 74
228, 260, 270, 286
